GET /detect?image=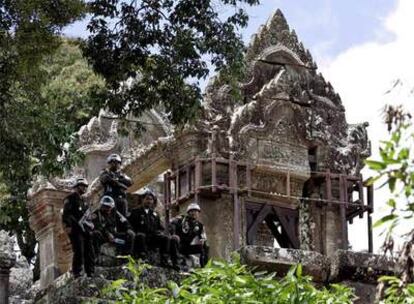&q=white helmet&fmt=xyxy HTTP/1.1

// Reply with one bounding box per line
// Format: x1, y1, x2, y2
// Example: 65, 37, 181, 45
100, 195, 115, 208
187, 203, 201, 213
107, 153, 122, 164
73, 178, 89, 188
